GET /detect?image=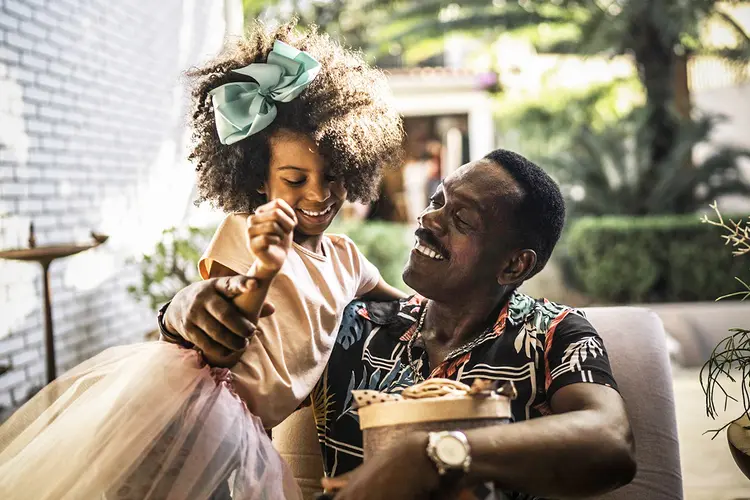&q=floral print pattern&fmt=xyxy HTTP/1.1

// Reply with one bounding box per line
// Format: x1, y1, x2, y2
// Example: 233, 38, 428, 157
313, 291, 618, 499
